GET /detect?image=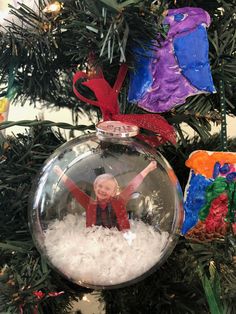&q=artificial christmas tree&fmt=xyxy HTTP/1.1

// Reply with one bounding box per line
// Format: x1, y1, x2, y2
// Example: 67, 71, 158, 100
0, 0, 235, 313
